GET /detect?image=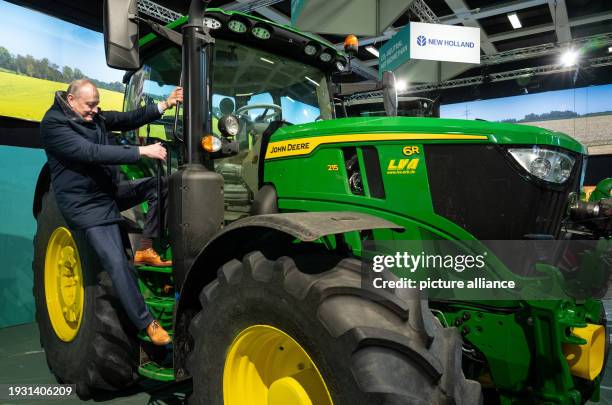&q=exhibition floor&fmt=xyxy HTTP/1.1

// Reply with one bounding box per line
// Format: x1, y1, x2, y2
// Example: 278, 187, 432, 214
0, 322, 611, 404
0, 323, 190, 404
